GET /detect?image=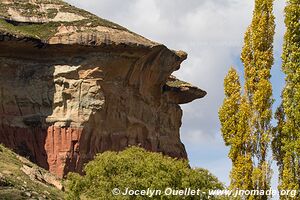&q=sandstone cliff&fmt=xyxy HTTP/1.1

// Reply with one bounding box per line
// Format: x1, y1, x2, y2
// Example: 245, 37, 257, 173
0, 0, 206, 178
